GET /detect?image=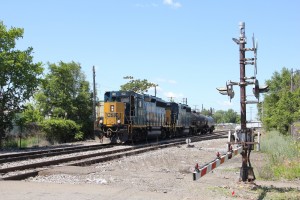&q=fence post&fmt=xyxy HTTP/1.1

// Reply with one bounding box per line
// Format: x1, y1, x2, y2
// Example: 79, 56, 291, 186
227, 130, 231, 151
256, 131, 260, 151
